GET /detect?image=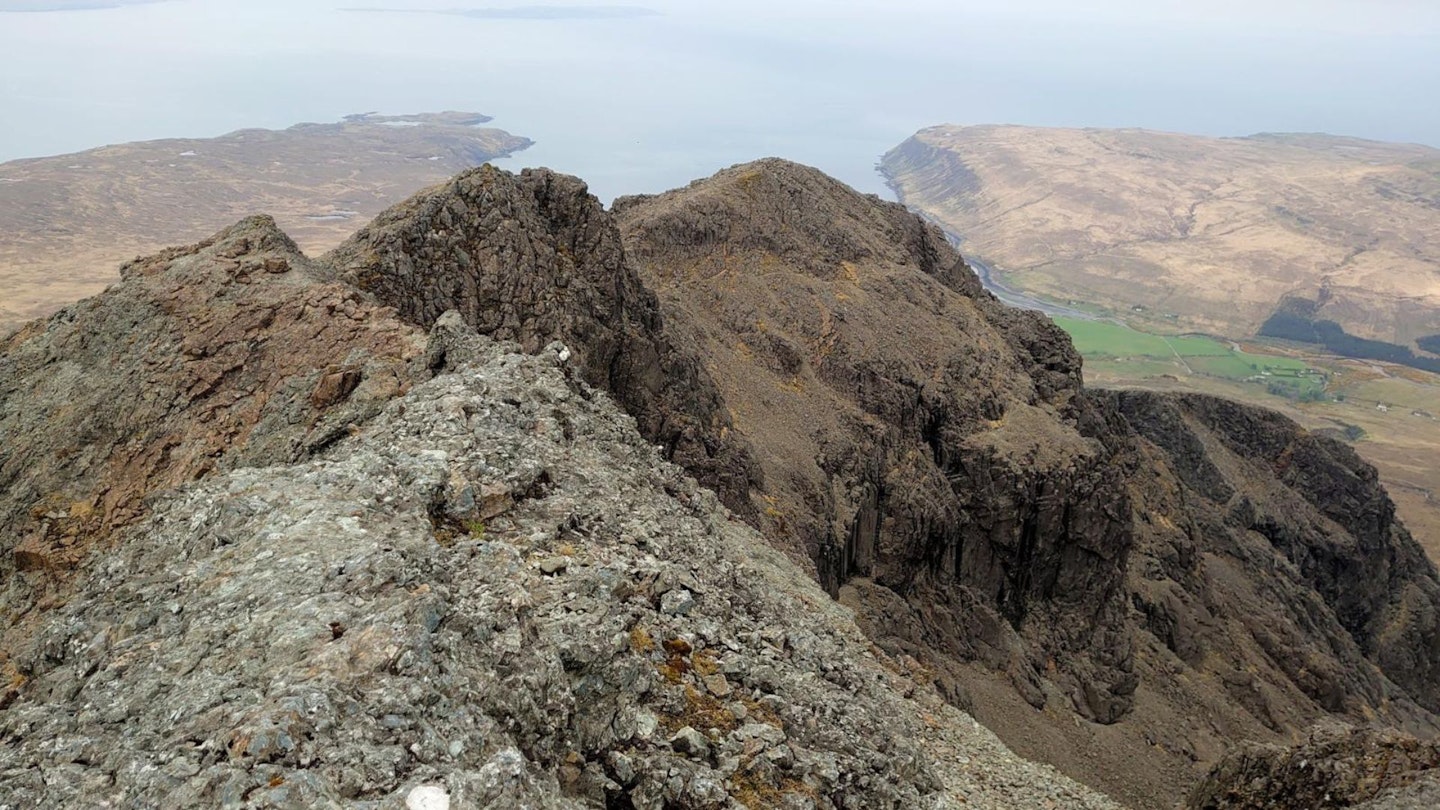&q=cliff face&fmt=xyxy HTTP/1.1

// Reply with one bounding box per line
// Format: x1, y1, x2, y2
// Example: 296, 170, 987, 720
325, 166, 759, 524
1116, 392, 1440, 716
2, 161, 1439, 808
610, 160, 1440, 805
612, 160, 1136, 729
